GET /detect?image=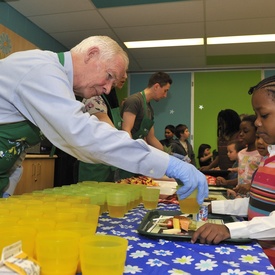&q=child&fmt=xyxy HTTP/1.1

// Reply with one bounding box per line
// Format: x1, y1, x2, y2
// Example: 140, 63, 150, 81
230, 115, 262, 192
171, 124, 196, 166
197, 144, 212, 167
200, 109, 241, 171
191, 75, 275, 267
228, 133, 269, 198
215, 140, 245, 186
159, 125, 175, 147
